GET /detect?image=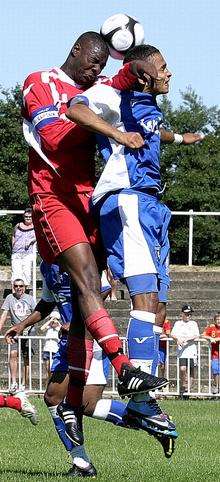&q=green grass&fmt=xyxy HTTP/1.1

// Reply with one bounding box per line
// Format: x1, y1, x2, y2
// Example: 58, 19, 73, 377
0, 398, 219, 481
